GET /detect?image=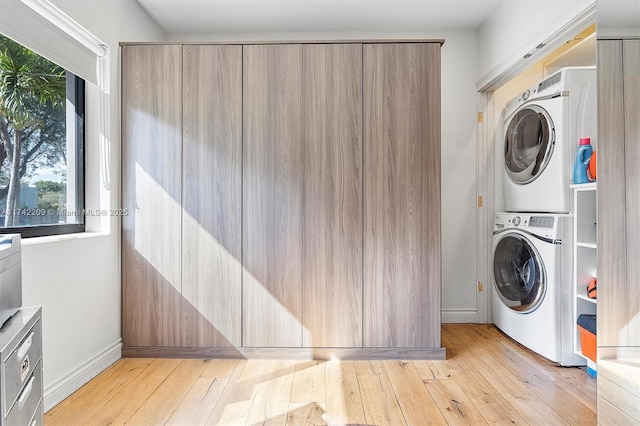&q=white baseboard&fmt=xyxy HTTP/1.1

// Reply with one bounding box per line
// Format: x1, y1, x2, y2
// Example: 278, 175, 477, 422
44, 339, 122, 412
442, 309, 479, 323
